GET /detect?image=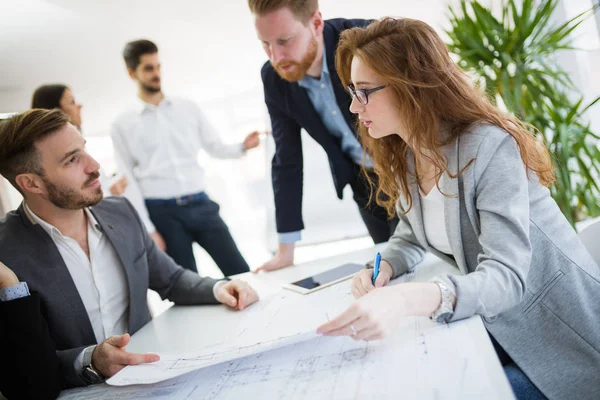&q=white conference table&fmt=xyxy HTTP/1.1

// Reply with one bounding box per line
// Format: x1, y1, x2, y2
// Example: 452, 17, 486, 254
60, 244, 514, 399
